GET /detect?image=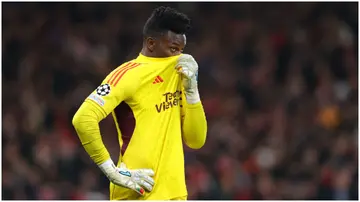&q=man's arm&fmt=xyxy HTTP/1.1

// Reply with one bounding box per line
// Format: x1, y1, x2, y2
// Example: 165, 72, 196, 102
73, 75, 135, 165
177, 54, 208, 149
72, 63, 155, 195
72, 100, 111, 164
181, 101, 207, 149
